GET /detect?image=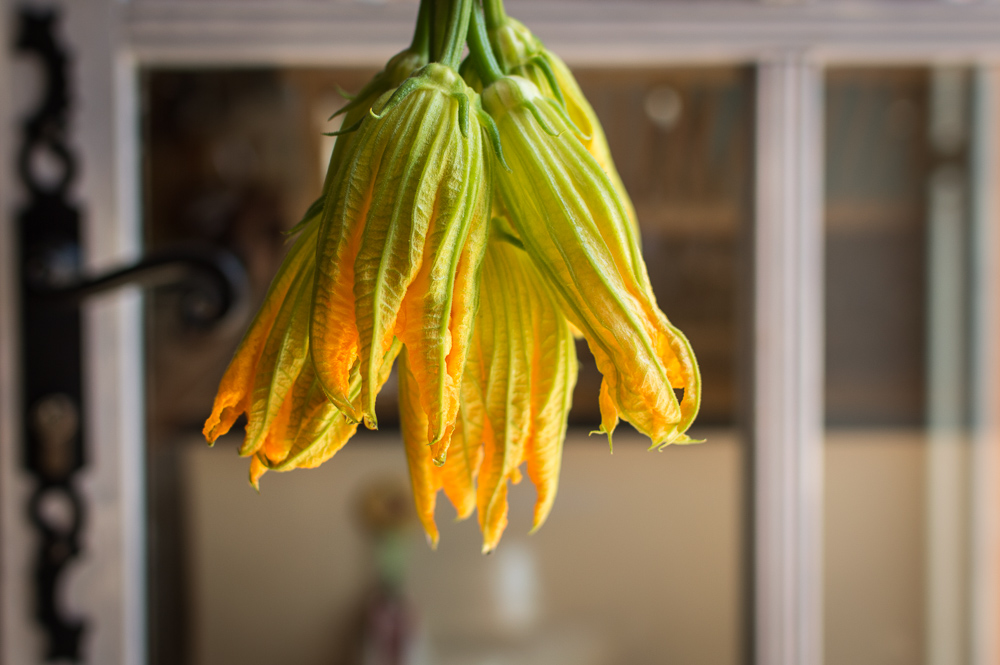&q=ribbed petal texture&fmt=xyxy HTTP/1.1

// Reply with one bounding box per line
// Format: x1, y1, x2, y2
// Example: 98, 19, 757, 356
311, 64, 490, 464
467, 234, 577, 552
